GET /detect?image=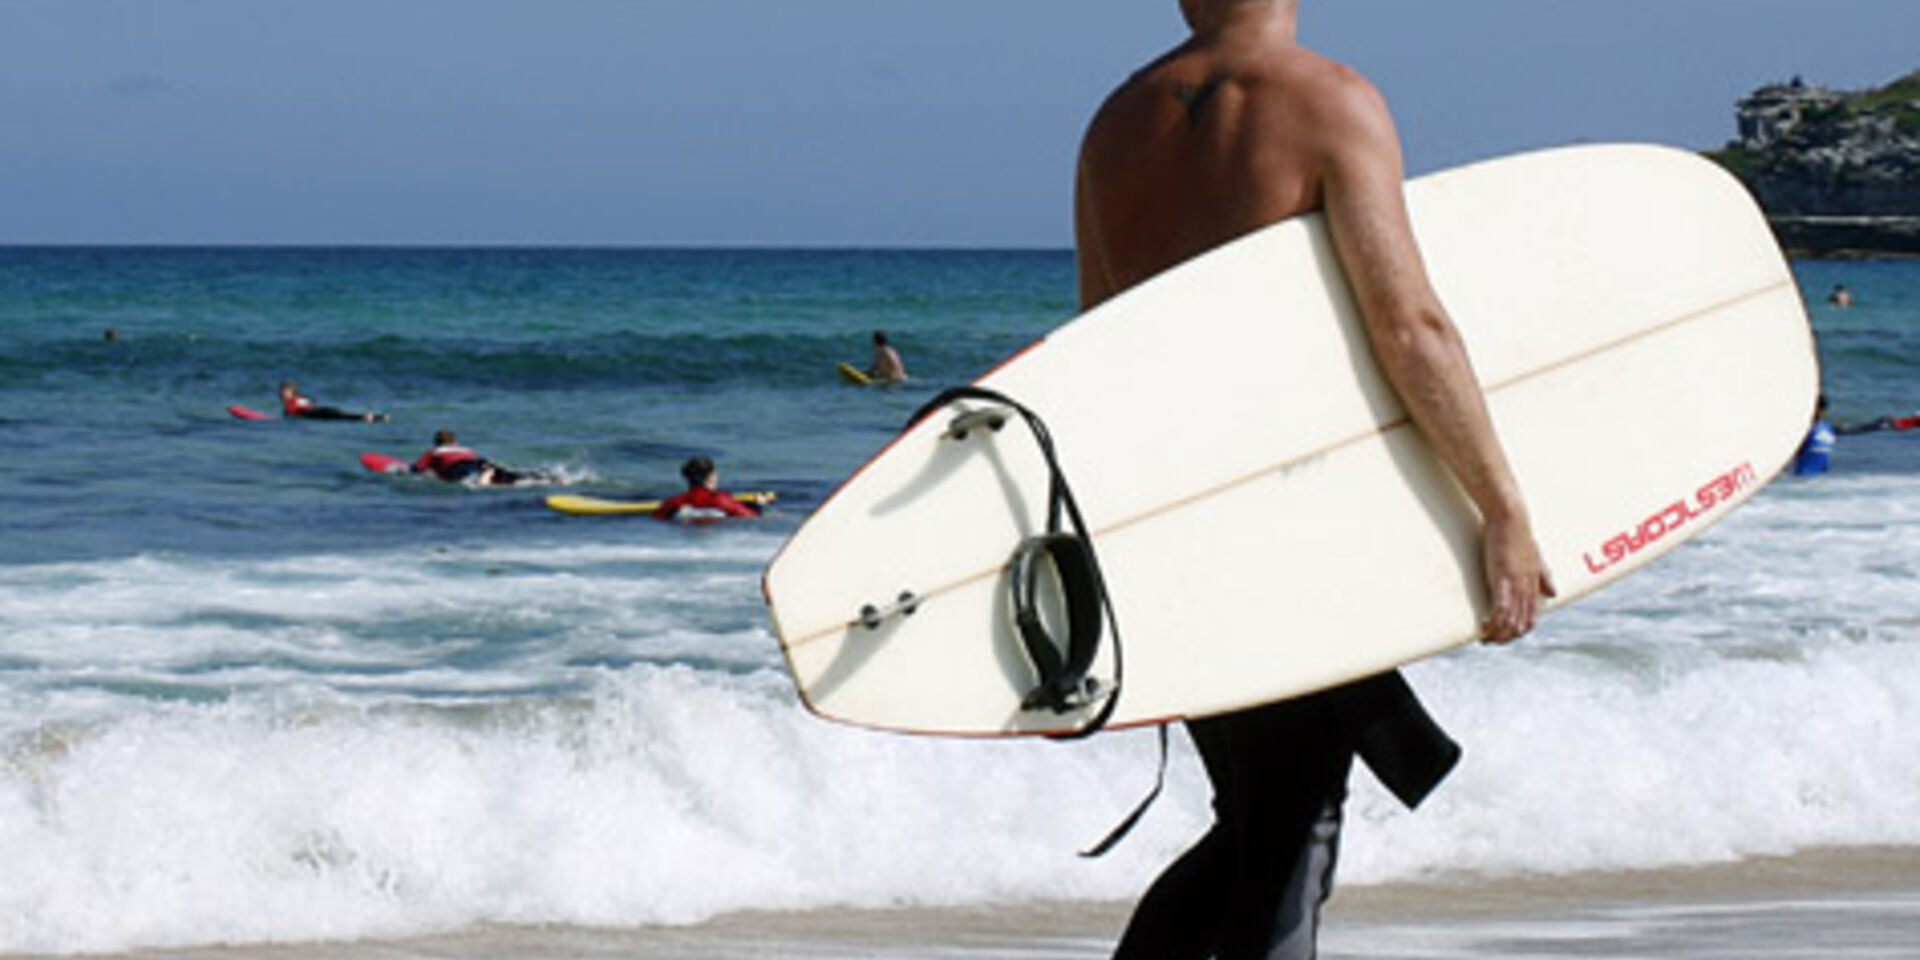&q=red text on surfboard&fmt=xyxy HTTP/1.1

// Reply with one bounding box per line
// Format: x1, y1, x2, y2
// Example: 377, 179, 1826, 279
1583, 462, 1759, 575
